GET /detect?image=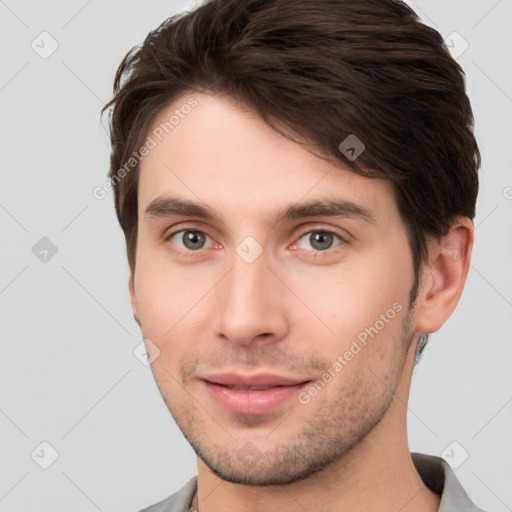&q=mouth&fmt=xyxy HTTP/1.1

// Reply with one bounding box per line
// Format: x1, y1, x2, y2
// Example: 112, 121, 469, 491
207, 383, 289, 391
201, 372, 312, 415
